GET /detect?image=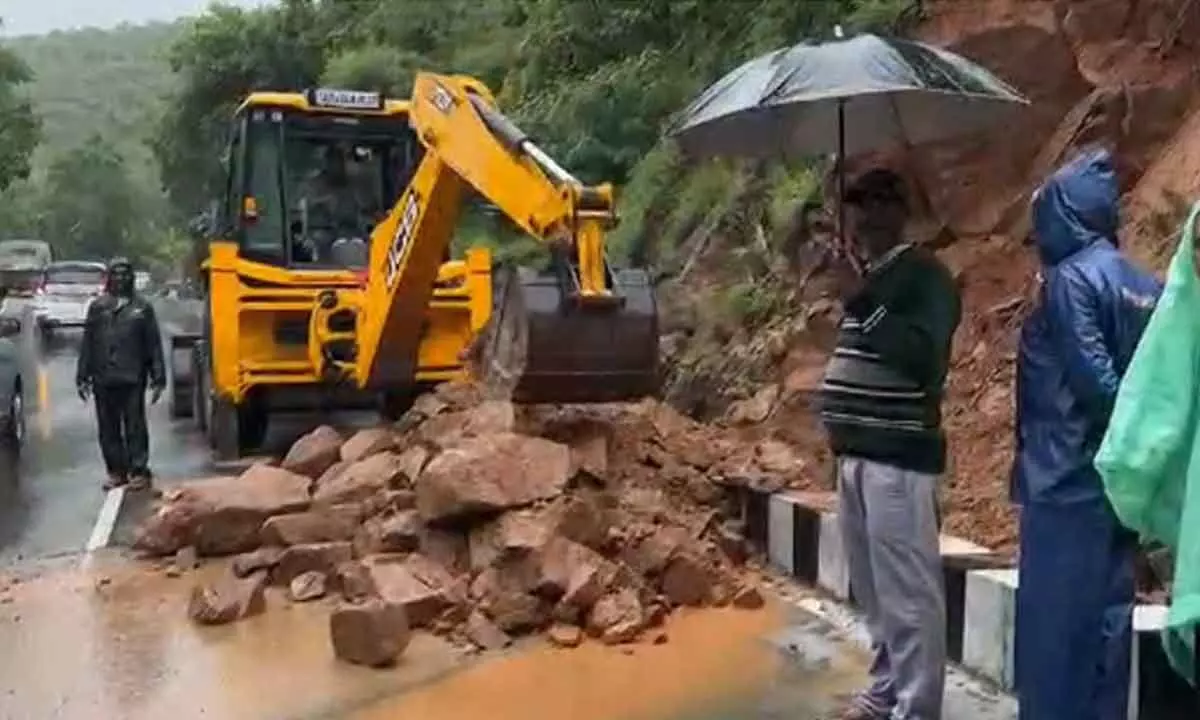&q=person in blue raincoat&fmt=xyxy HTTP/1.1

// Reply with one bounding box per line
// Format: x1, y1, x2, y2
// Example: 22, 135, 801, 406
1012, 147, 1162, 720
